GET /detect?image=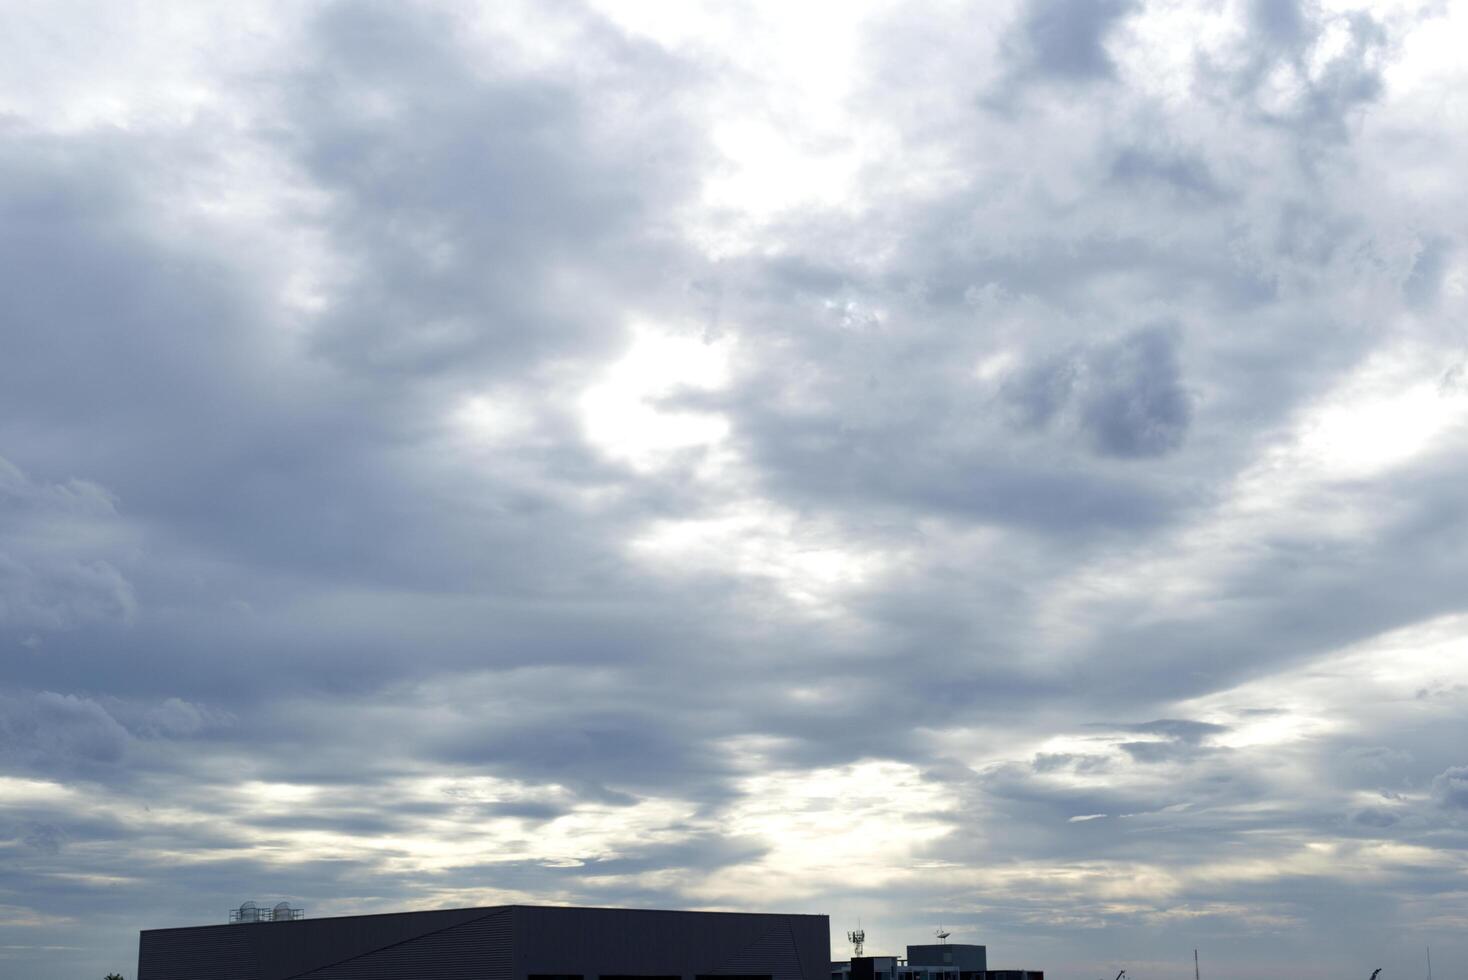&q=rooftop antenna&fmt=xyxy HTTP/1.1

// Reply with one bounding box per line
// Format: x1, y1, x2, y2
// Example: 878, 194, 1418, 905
1426, 946, 1432, 980
1369, 970, 1382, 980
848, 925, 866, 958
1195, 949, 1200, 980
936, 927, 951, 945
1115, 971, 1127, 980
